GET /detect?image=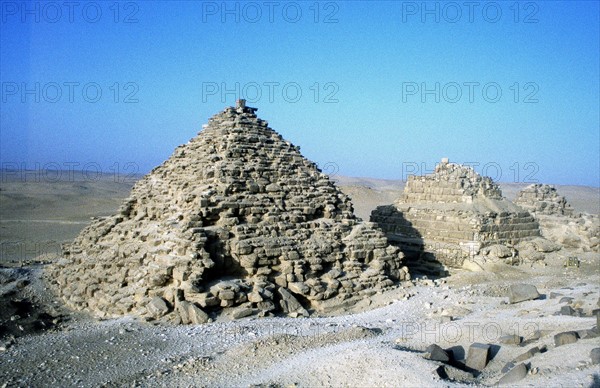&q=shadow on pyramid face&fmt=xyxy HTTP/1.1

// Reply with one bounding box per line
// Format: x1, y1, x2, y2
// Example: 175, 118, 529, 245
370, 205, 448, 279
201, 230, 248, 282
370, 159, 560, 277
